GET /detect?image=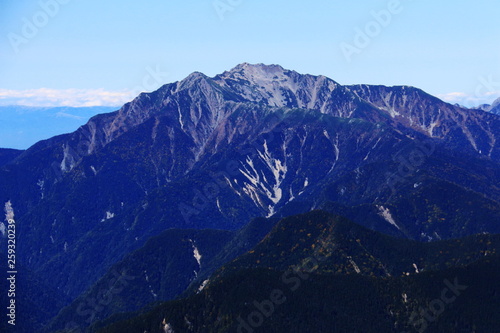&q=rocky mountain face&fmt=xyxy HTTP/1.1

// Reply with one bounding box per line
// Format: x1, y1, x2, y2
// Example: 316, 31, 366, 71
489, 97, 500, 115
44, 229, 234, 333
1, 63, 500, 332
353, 86, 500, 162
478, 97, 500, 115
